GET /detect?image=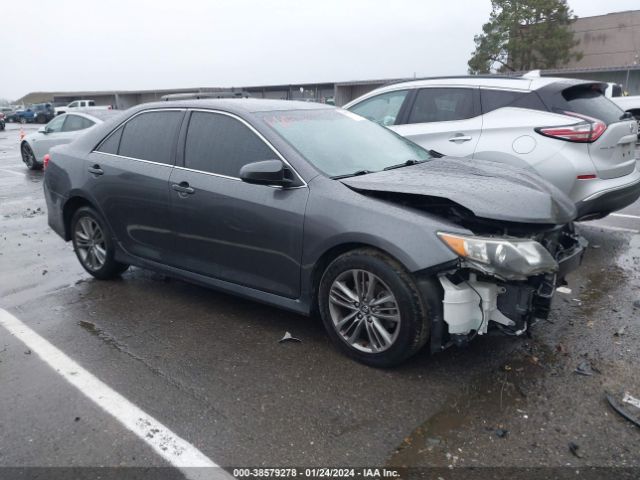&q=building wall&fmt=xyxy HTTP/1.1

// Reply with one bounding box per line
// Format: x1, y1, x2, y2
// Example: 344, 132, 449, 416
568, 10, 640, 69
